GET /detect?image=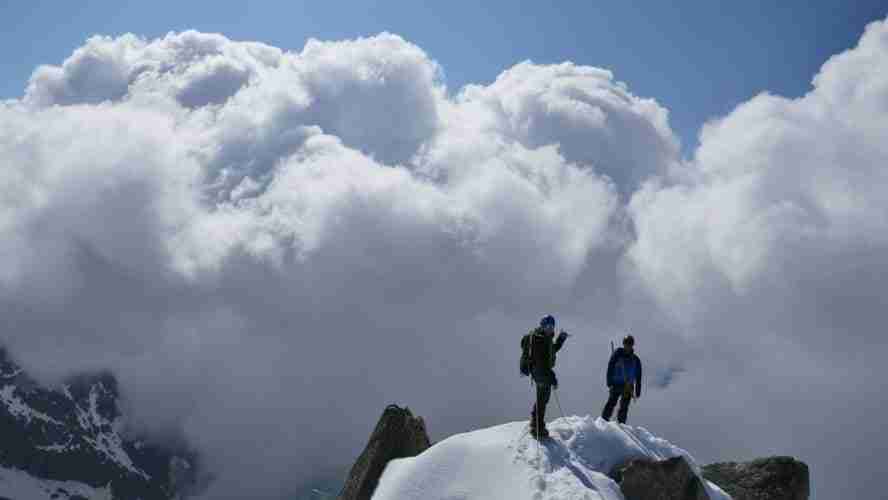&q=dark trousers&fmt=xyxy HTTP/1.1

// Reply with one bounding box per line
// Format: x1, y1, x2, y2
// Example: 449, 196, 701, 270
531, 382, 552, 429
602, 386, 632, 424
